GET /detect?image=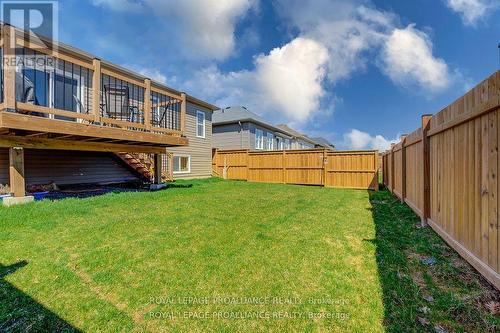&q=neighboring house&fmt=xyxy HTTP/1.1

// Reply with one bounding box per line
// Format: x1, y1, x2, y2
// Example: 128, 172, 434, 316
212, 106, 294, 151
168, 97, 216, 180
310, 137, 336, 150
275, 124, 318, 150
